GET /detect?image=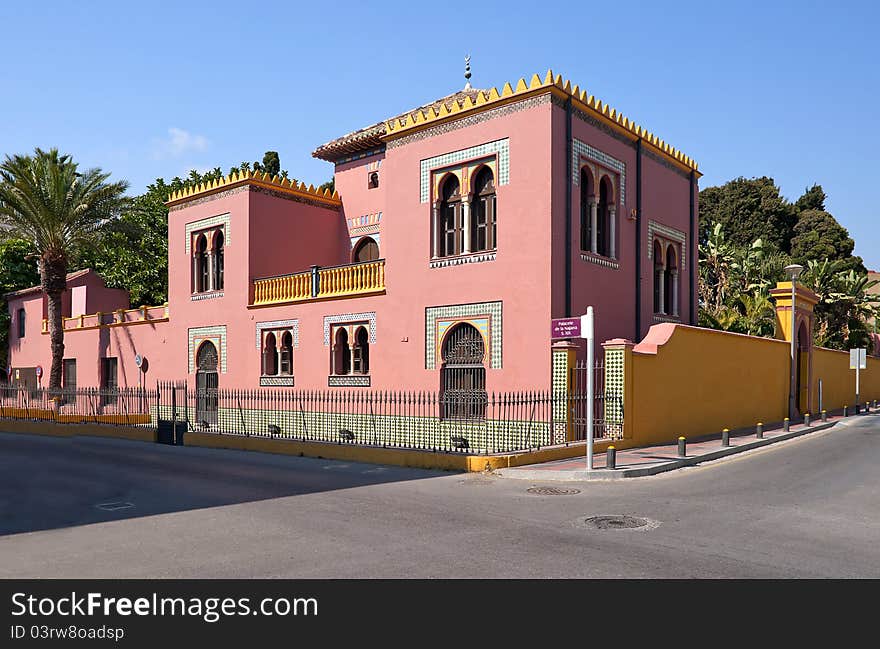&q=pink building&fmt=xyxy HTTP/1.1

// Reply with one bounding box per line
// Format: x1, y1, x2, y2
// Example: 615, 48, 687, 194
6, 70, 700, 405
